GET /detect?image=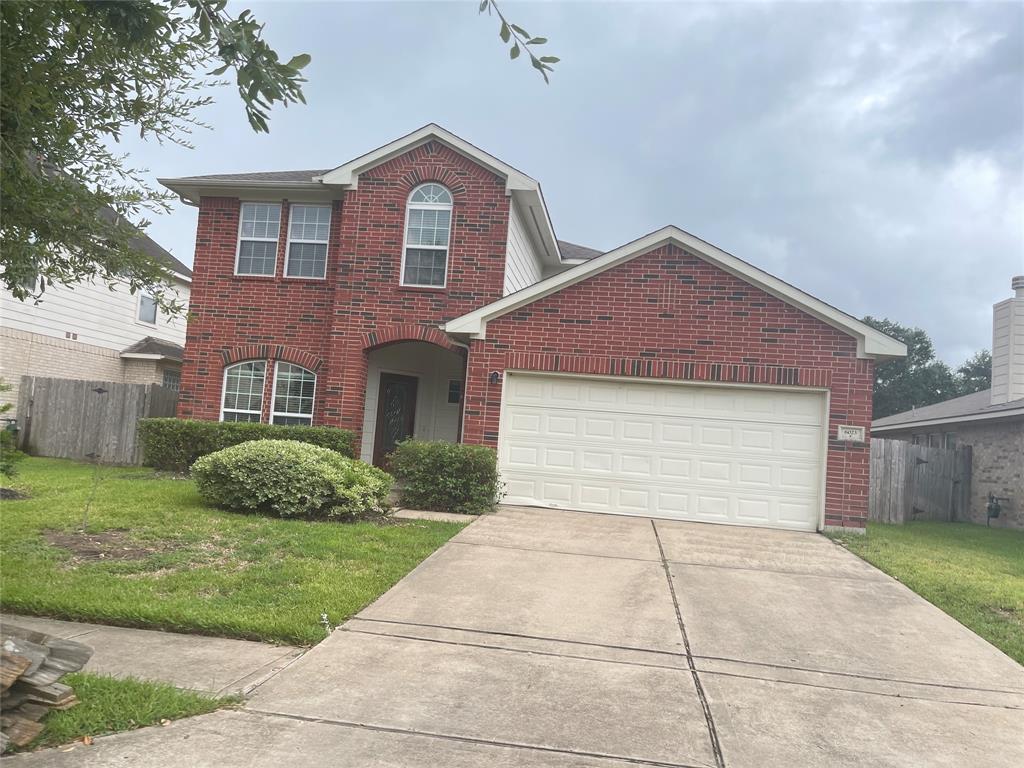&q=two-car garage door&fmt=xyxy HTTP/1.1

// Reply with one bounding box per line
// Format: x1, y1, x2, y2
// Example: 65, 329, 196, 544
497, 373, 827, 531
